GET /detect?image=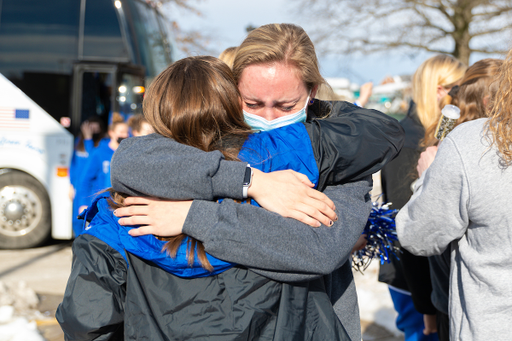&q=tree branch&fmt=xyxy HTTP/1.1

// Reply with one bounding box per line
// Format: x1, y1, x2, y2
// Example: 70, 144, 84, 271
298, 0, 510, 61
471, 25, 512, 37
